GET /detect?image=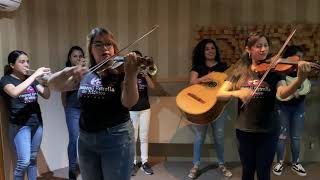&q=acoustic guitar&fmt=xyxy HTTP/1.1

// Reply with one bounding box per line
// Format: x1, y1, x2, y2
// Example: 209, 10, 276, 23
176, 72, 228, 125
276, 76, 311, 101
